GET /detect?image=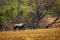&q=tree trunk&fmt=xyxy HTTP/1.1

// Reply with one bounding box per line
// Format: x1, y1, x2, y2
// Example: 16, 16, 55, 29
35, 8, 40, 28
